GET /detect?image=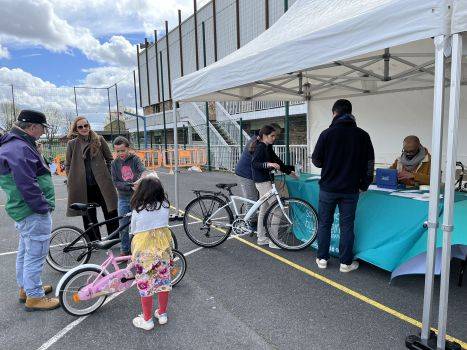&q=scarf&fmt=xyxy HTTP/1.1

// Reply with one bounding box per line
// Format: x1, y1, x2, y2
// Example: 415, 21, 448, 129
400, 145, 426, 172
